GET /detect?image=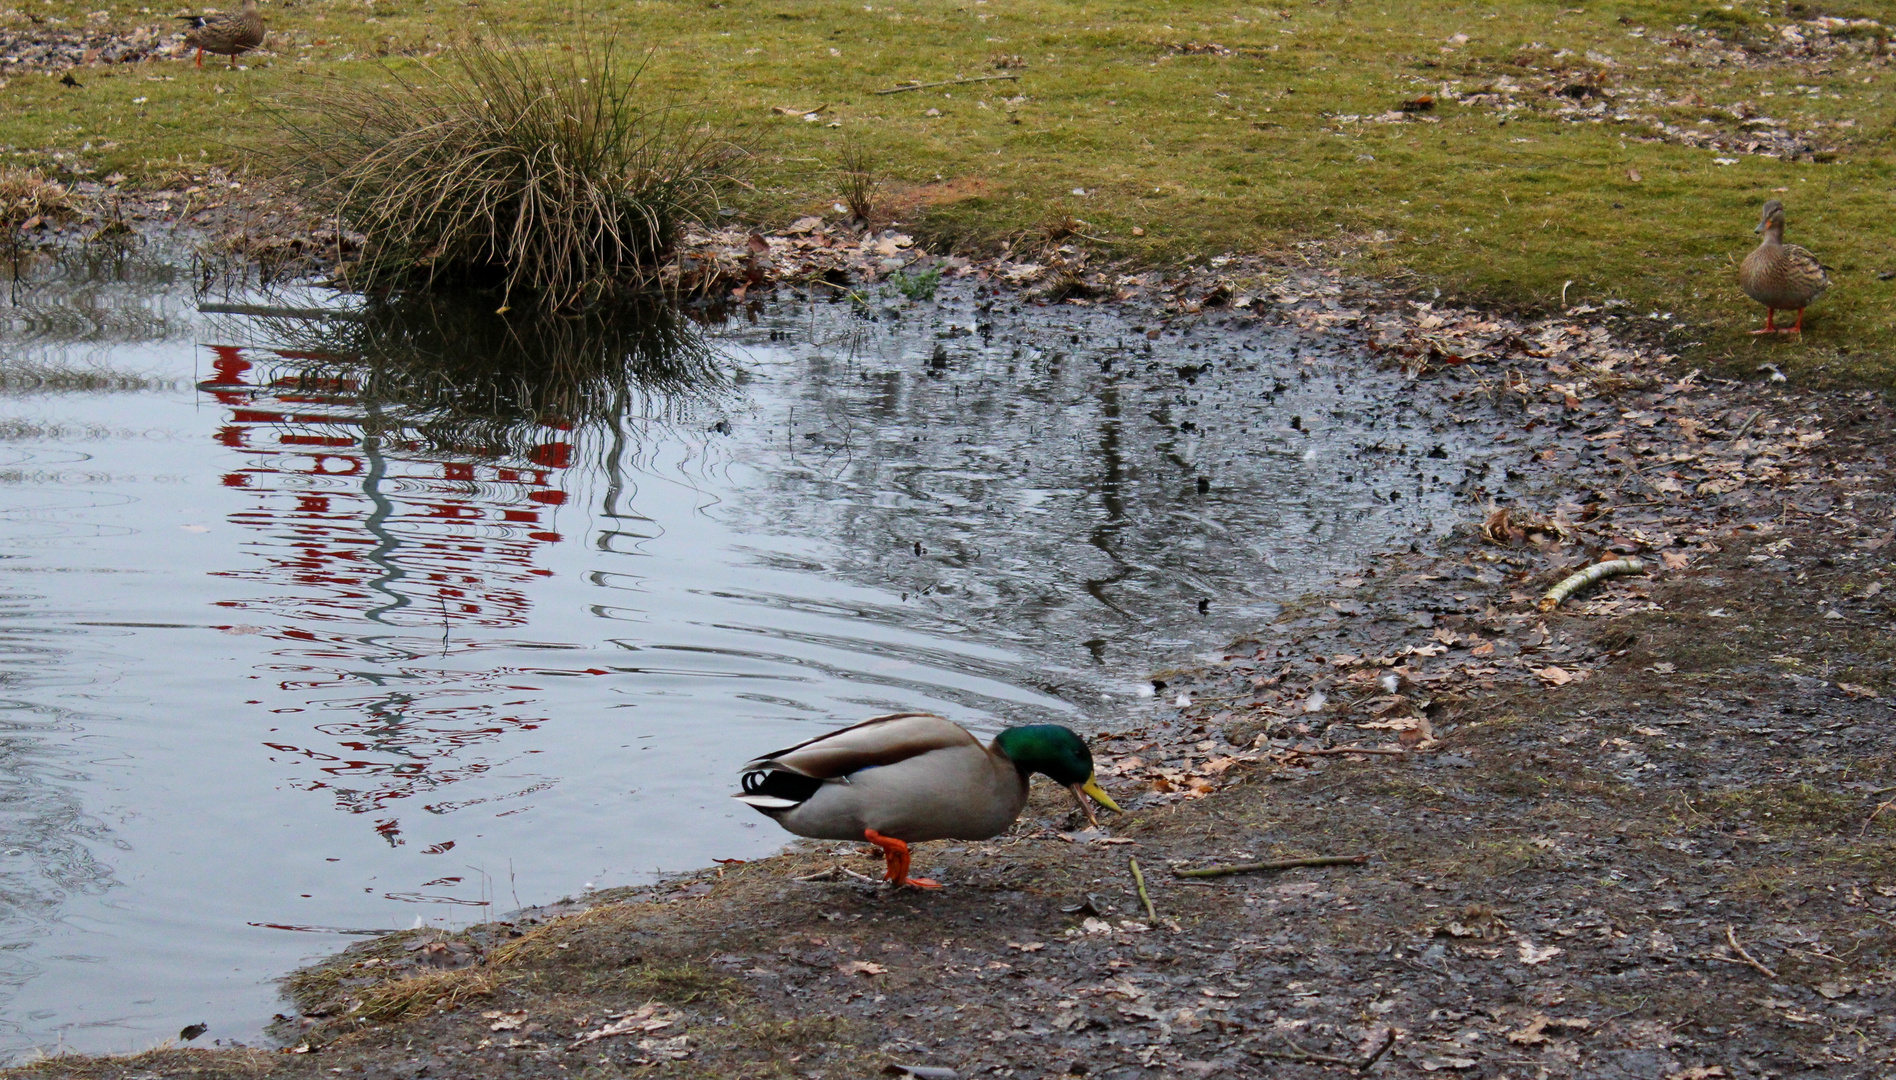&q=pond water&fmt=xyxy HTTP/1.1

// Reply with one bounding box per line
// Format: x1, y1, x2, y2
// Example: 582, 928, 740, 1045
0, 246, 1486, 1059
